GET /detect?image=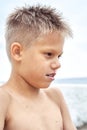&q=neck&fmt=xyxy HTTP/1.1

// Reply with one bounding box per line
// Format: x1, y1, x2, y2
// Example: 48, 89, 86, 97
5, 72, 40, 98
